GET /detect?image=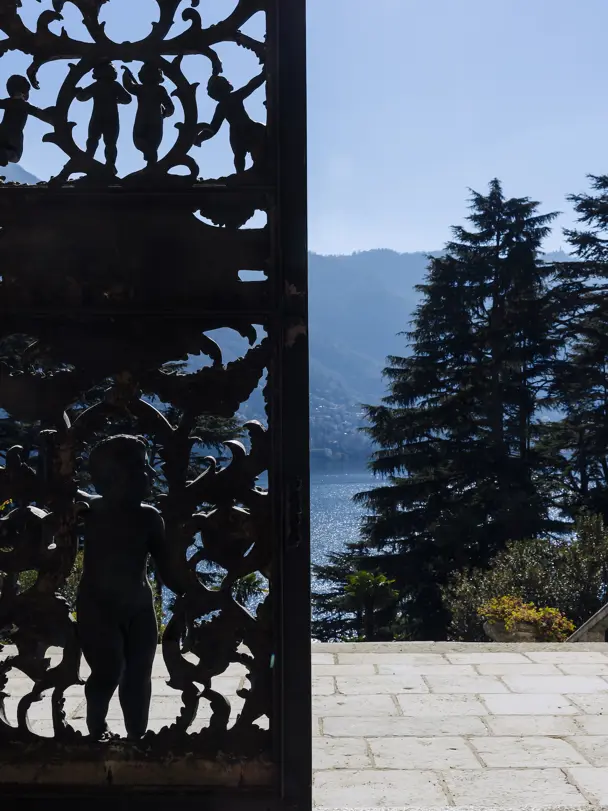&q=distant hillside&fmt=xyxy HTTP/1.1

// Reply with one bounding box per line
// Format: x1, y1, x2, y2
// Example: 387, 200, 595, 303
309, 250, 430, 404
0, 164, 38, 184
307, 250, 427, 467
